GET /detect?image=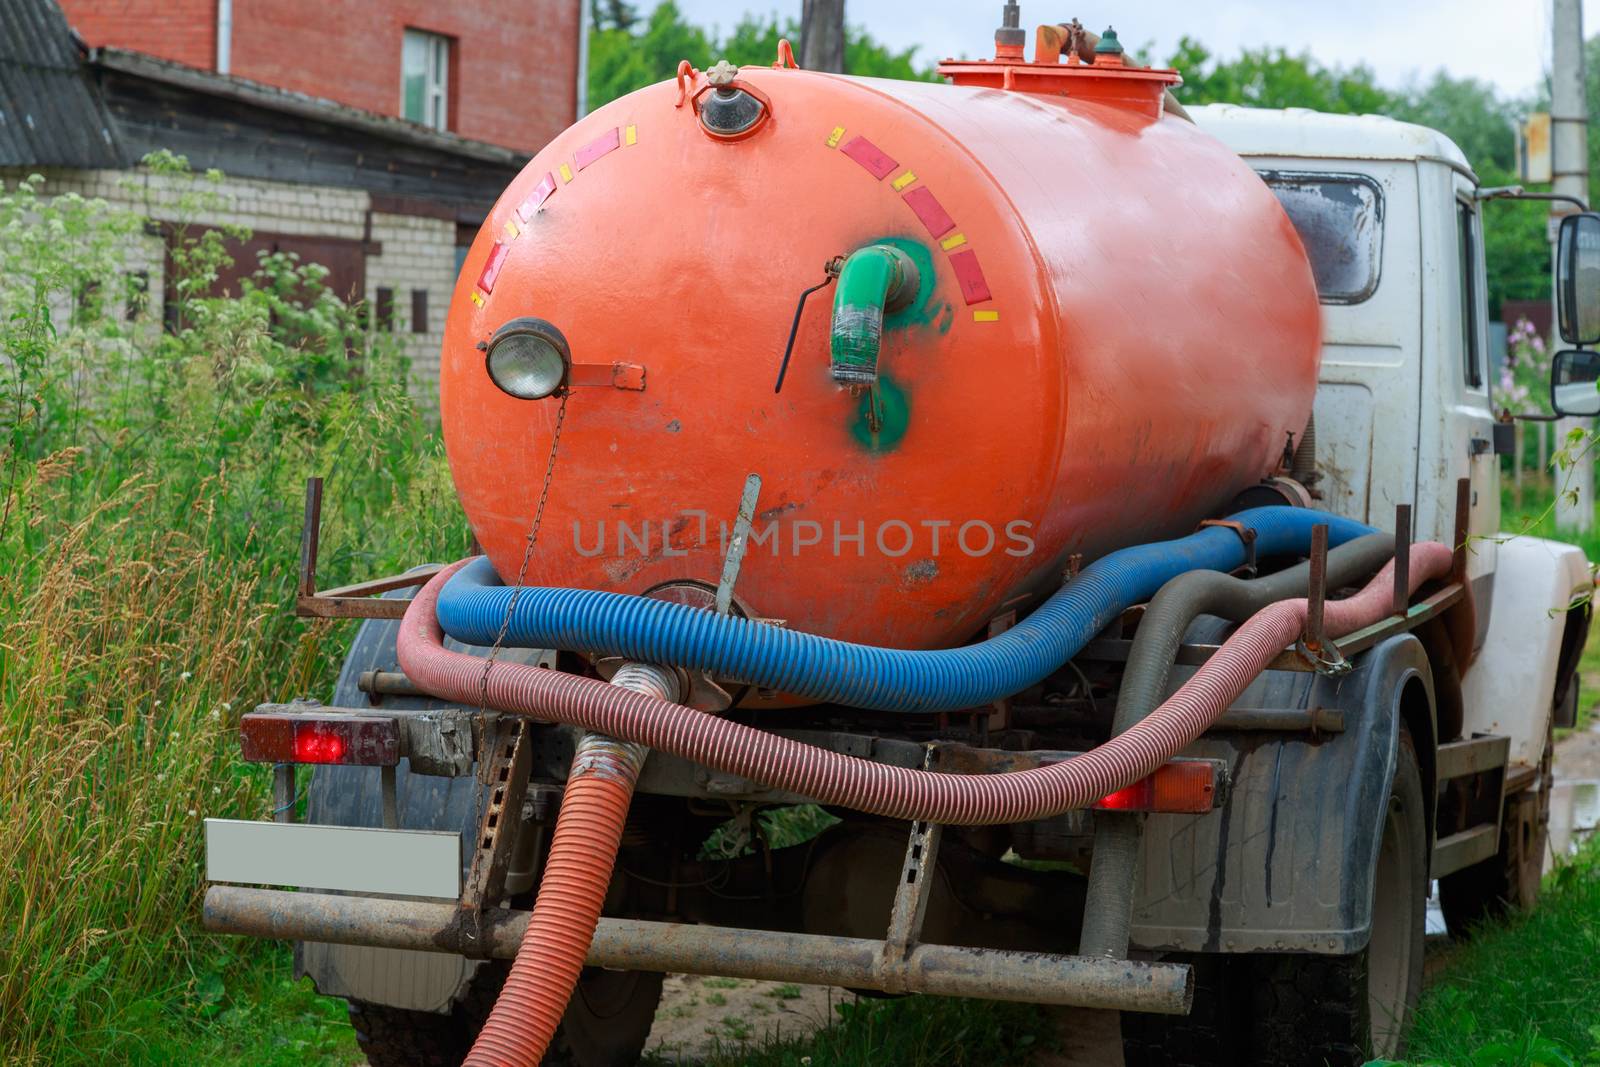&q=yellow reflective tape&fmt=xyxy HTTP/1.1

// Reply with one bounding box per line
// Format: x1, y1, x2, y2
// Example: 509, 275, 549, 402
559, 163, 574, 183
973, 309, 1000, 322
826, 125, 845, 147
469, 291, 485, 307
940, 232, 967, 251
891, 171, 917, 191
503, 220, 521, 239
624, 124, 637, 146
